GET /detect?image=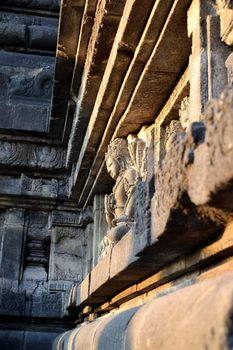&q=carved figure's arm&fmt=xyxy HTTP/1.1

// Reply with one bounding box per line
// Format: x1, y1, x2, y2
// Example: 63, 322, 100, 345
104, 194, 114, 226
